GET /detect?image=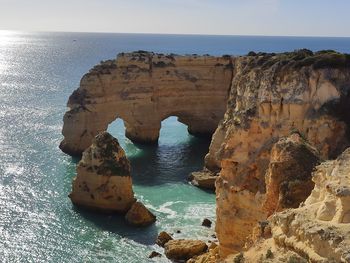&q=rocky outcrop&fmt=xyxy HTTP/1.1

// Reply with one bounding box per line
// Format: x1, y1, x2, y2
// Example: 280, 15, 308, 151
187, 244, 219, 263
156, 231, 173, 247
239, 148, 350, 262
164, 239, 208, 261
125, 201, 156, 226
69, 132, 135, 212
263, 133, 321, 216
209, 50, 350, 257
271, 148, 350, 262
189, 170, 218, 190
60, 51, 233, 155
